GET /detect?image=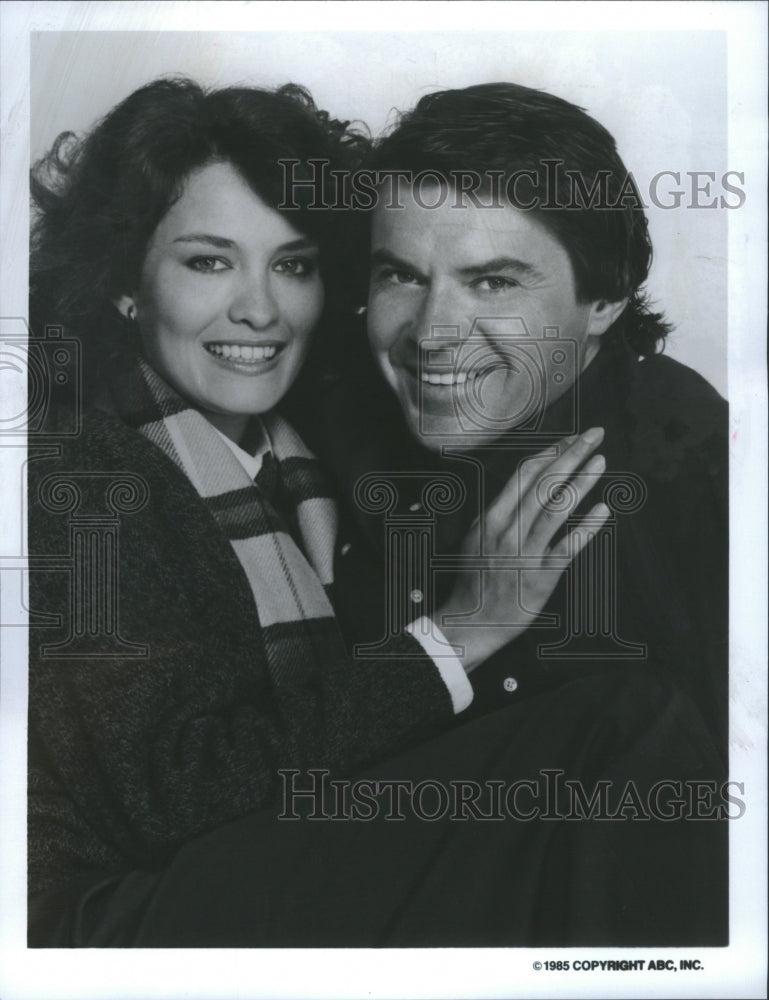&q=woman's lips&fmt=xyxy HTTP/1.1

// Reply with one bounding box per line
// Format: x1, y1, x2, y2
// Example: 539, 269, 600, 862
205, 342, 284, 362
204, 341, 288, 374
